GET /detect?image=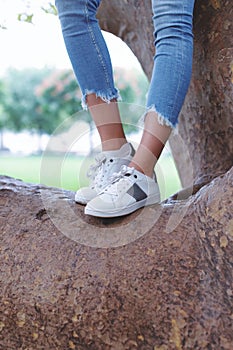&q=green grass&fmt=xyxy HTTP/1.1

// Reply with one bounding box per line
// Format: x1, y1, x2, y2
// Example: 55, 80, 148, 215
0, 153, 181, 200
